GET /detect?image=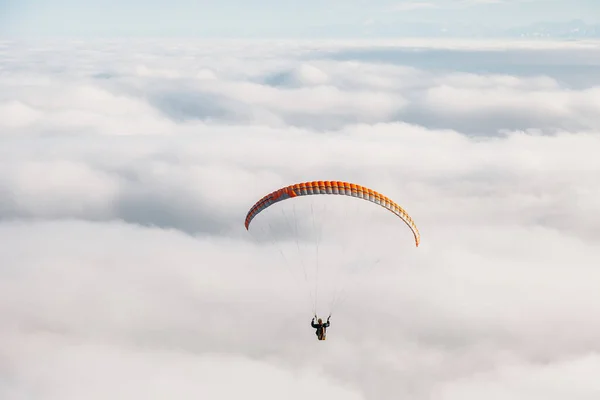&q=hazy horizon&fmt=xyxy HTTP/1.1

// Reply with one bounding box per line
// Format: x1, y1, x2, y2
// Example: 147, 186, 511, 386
2, 0, 600, 38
